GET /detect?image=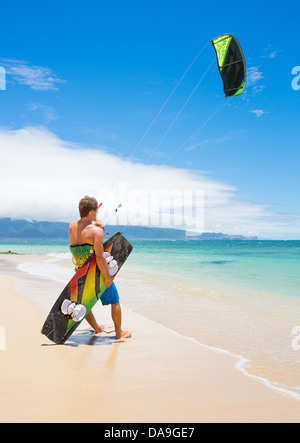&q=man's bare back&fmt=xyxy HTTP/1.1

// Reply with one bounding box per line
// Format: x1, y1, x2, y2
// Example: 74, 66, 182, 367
69, 219, 114, 286
69, 196, 131, 340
